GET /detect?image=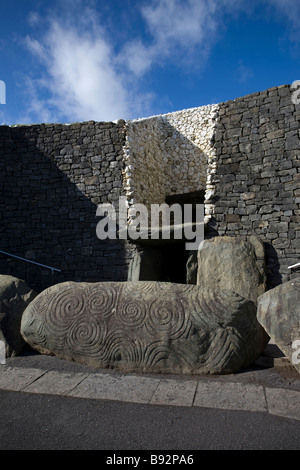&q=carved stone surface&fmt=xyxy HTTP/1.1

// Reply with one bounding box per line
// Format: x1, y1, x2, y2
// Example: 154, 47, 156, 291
21, 281, 268, 375
197, 235, 266, 304
257, 277, 300, 374
0, 275, 37, 357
